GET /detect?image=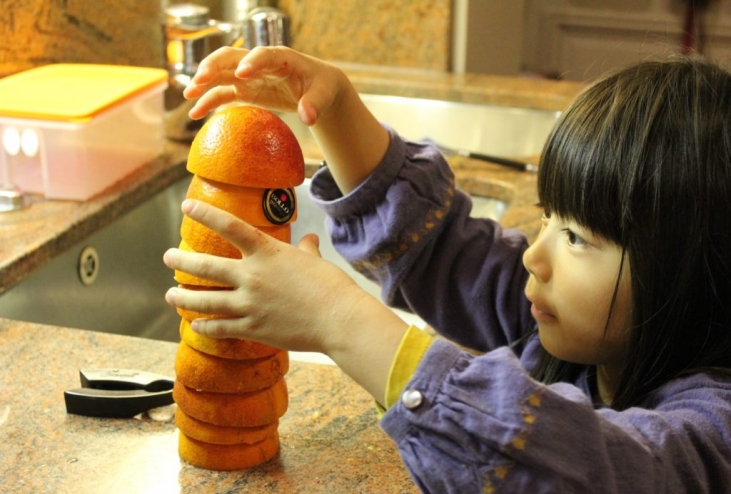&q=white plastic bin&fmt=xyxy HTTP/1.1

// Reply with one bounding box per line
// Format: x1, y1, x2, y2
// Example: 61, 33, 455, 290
0, 64, 168, 200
